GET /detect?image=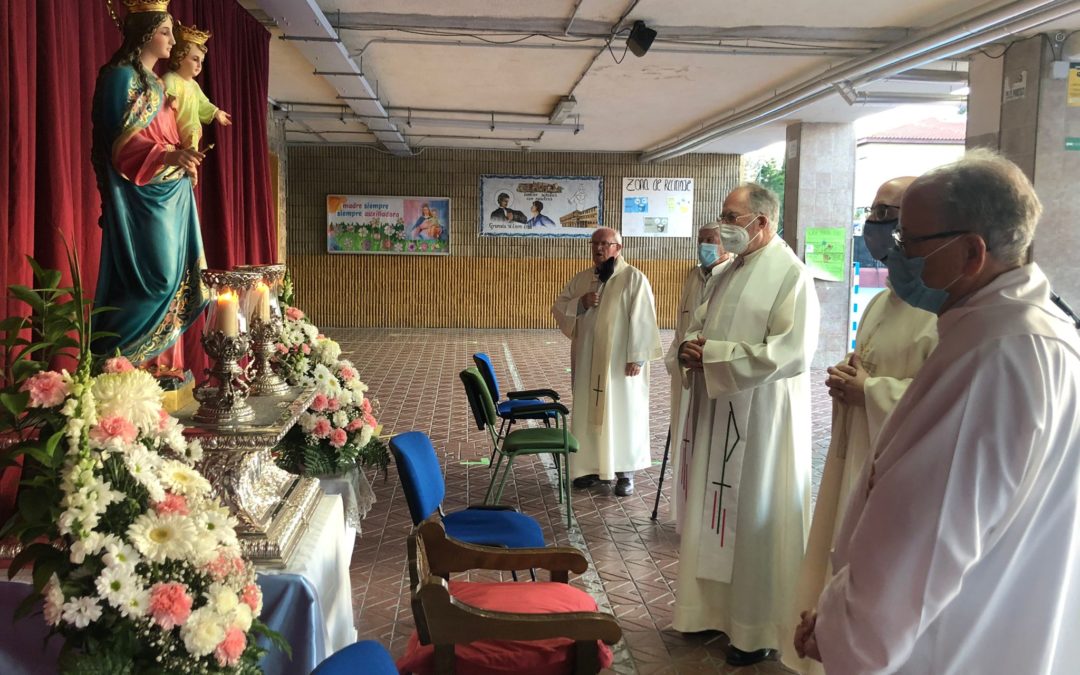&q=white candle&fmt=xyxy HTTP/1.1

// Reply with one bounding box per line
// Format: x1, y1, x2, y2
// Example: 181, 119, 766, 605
253, 282, 271, 321
214, 290, 239, 336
